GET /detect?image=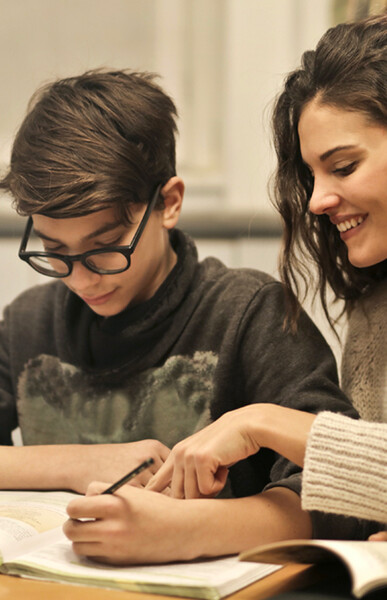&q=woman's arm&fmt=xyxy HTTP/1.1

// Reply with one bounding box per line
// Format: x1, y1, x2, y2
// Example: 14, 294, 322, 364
302, 411, 387, 524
